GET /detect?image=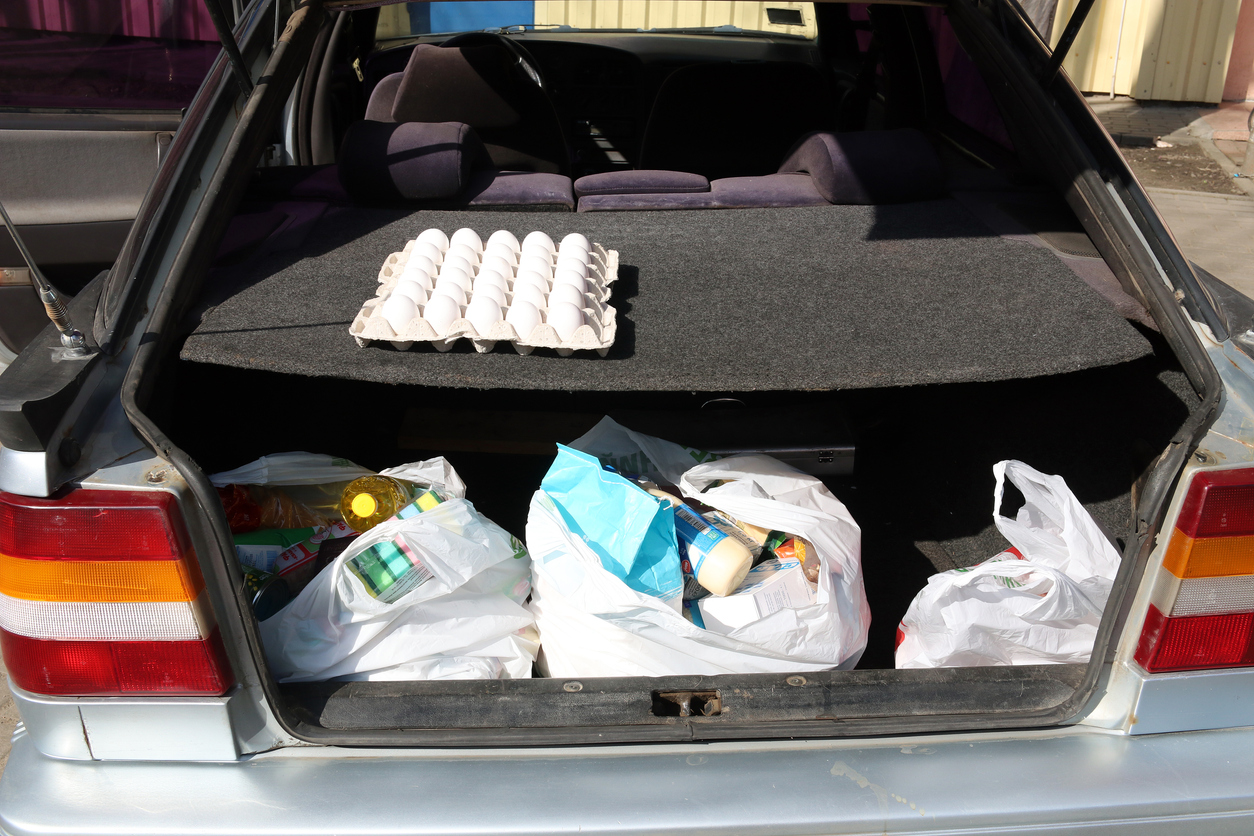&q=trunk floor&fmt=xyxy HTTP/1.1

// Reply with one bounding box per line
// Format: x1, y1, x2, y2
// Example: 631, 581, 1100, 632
181, 201, 1152, 390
